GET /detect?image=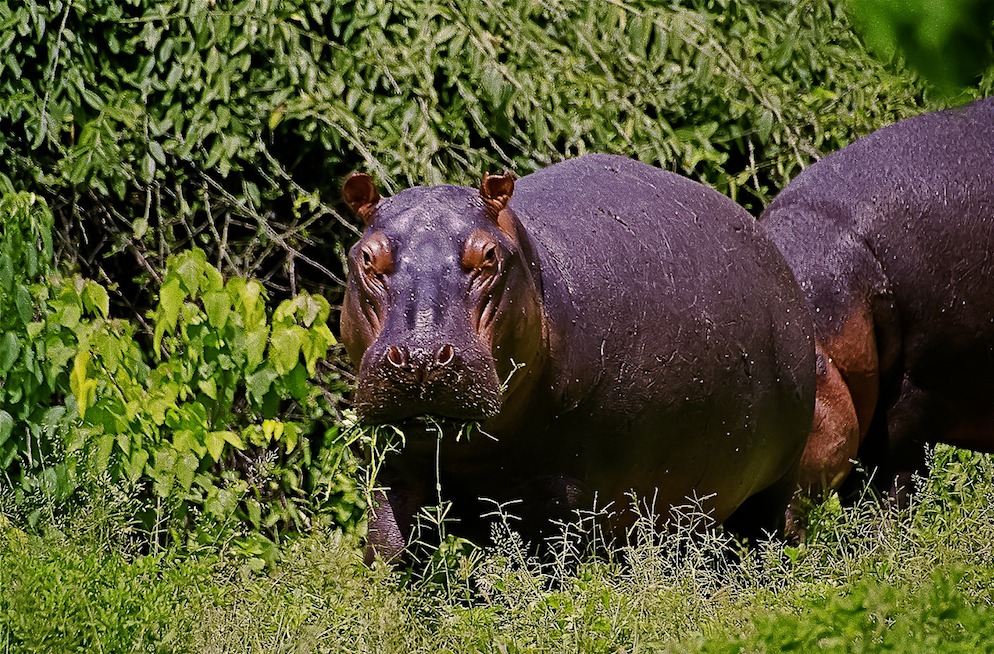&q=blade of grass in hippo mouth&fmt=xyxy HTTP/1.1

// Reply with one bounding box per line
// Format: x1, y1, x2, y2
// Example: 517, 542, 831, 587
393, 415, 494, 443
